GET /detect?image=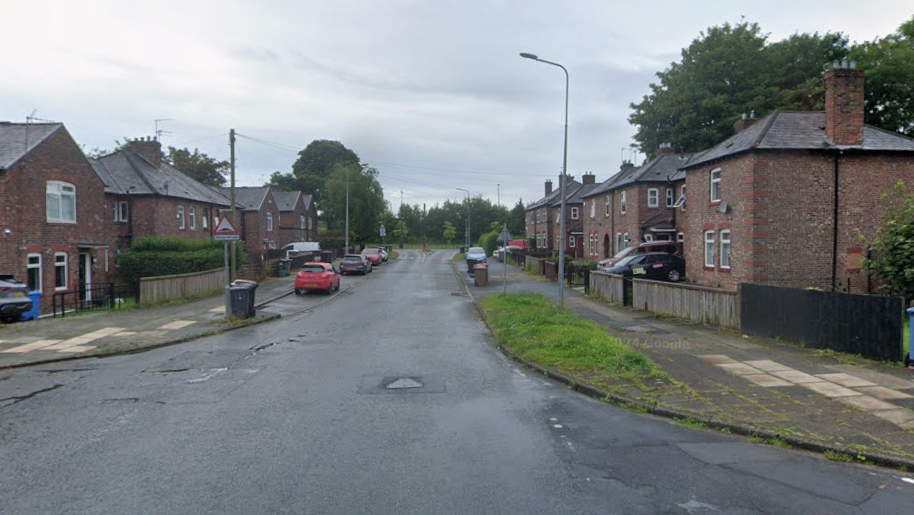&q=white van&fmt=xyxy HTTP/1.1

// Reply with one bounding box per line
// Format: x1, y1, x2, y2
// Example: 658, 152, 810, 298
282, 242, 321, 259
